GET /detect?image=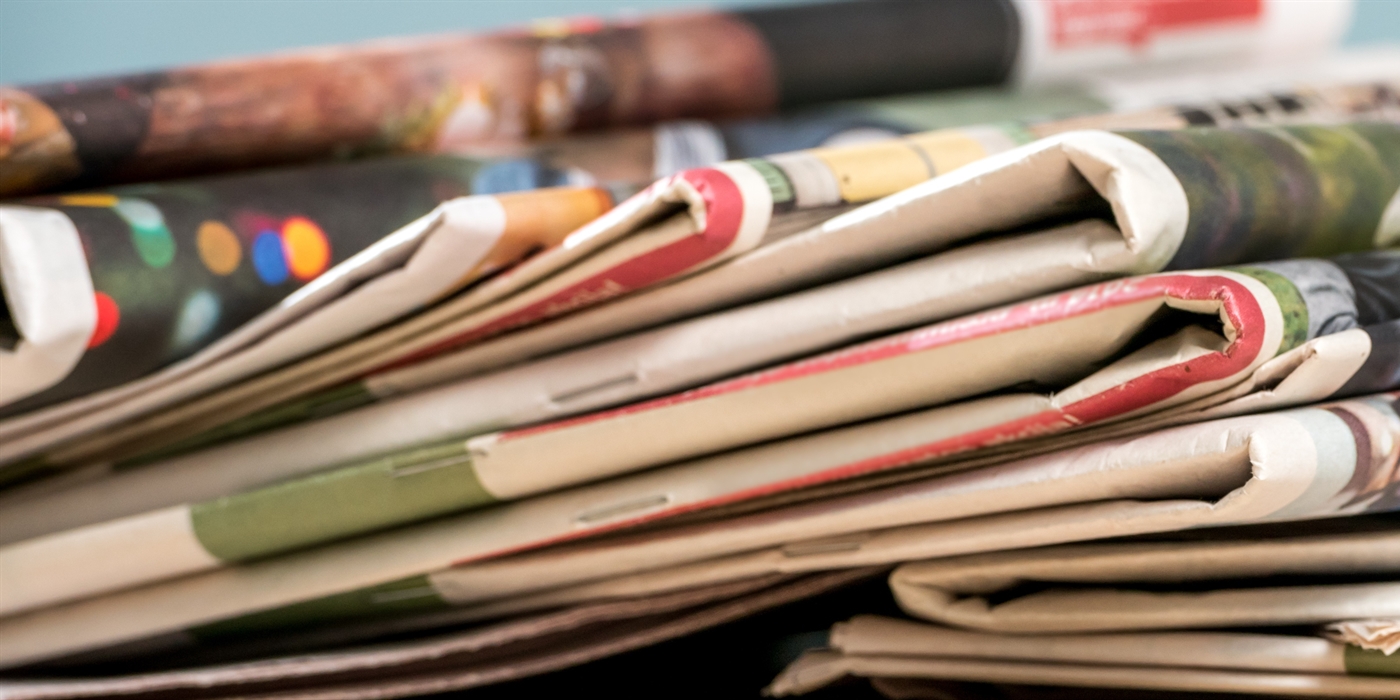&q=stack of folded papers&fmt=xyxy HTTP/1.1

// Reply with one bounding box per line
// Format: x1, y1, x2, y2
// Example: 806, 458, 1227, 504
2, 1, 1399, 697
